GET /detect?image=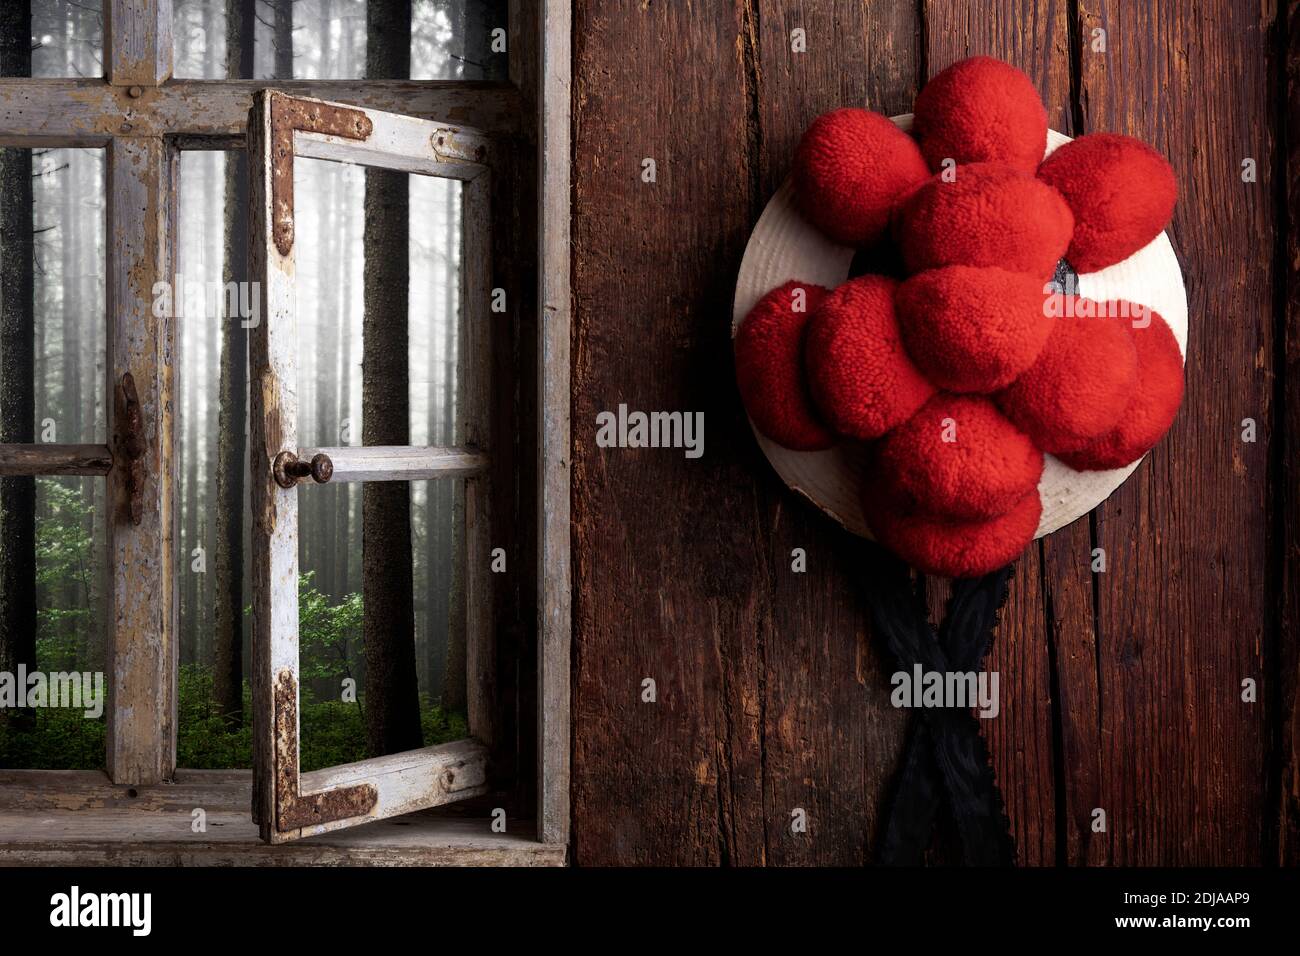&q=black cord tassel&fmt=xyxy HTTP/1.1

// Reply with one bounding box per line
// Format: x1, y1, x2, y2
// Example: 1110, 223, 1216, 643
862, 547, 1016, 866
